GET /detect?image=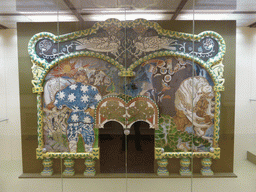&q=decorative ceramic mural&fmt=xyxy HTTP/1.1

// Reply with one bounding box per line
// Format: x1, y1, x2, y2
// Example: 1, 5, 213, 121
29, 19, 225, 176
